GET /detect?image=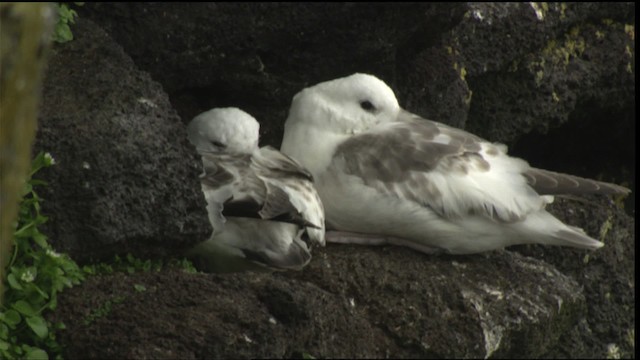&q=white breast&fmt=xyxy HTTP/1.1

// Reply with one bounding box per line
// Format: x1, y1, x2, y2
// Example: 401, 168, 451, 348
280, 122, 348, 177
